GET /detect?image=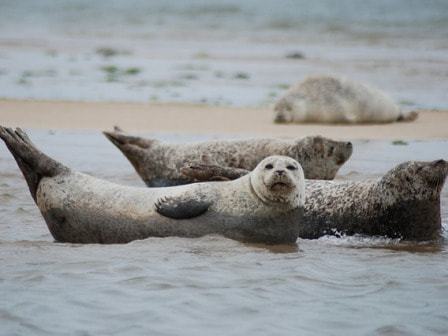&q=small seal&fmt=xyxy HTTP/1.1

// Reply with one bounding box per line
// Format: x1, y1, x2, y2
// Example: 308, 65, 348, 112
274, 75, 418, 124
103, 129, 352, 187
0, 127, 305, 245
179, 160, 448, 241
